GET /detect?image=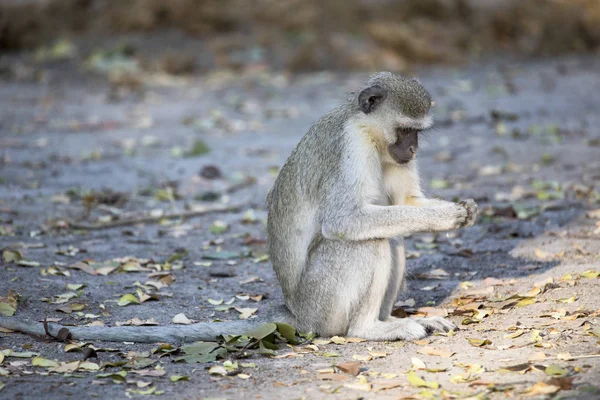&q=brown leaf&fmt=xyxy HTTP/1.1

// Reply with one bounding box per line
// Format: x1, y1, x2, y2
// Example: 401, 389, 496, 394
56, 328, 71, 341
372, 379, 404, 392
523, 382, 560, 396
318, 373, 349, 382
416, 307, 448, 317
82, 347, 98, 361
501, 363, 532, 374
417, 346, 455, 358
548, 376, 574, 390
49, 361, 80, 373
336, 361, 360, 376
484, 277, 513, 286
